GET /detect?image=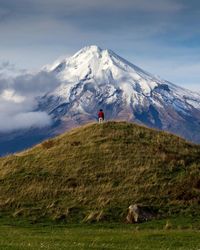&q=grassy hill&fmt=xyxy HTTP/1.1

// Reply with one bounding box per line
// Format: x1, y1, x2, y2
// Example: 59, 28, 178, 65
1, 121, 200, 223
